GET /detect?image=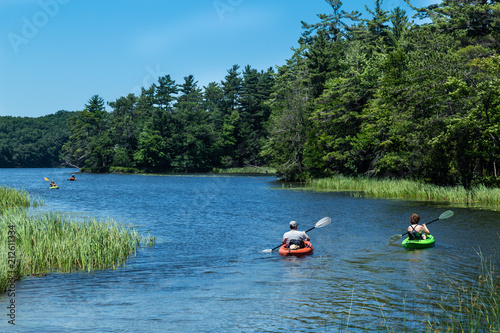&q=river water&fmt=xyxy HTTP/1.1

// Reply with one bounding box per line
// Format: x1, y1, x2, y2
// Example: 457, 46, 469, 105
1, 168, 499, 332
